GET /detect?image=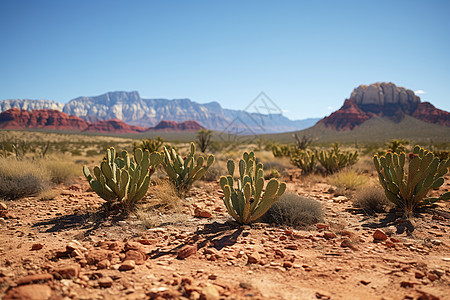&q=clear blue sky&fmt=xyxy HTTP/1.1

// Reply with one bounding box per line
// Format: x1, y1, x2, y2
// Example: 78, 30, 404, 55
1, 0, 449, 120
